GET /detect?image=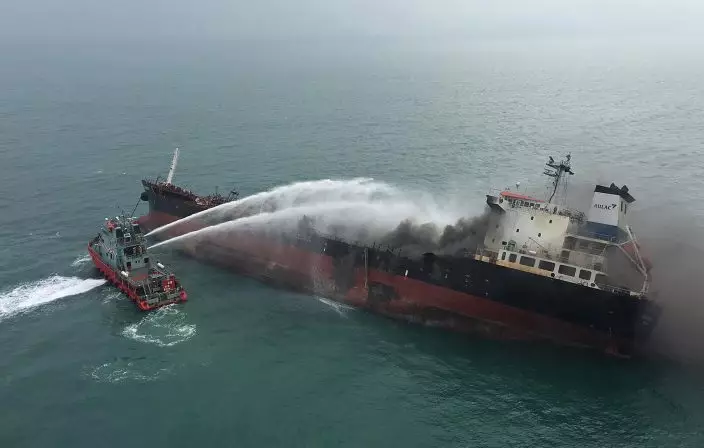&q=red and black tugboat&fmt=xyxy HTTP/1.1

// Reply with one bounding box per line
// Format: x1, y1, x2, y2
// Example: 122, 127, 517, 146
88, 214, 187, 310
139, 151, 661, 357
